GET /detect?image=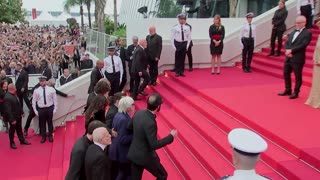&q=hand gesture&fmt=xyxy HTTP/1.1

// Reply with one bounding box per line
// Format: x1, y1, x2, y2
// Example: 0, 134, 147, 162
138, 72, 142, 76
12, 121, 16, 125
170, 129, 178, 138
35, 111, 39, 116
112, 128, 118, 137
